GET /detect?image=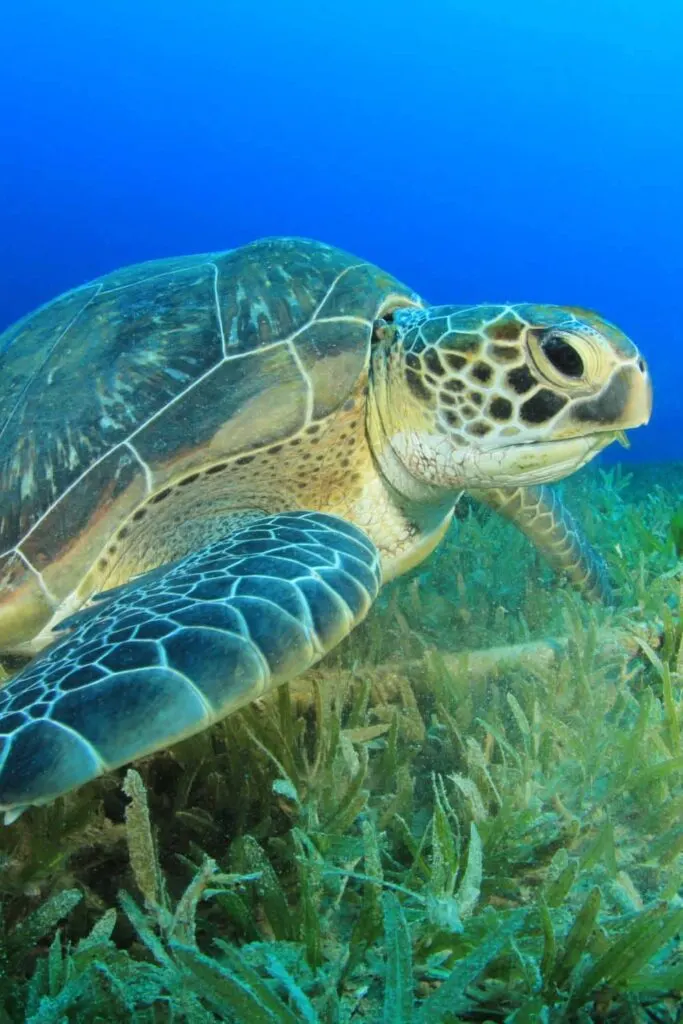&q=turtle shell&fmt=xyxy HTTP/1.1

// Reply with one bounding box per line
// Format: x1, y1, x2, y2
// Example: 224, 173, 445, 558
0, 237, 419, 649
